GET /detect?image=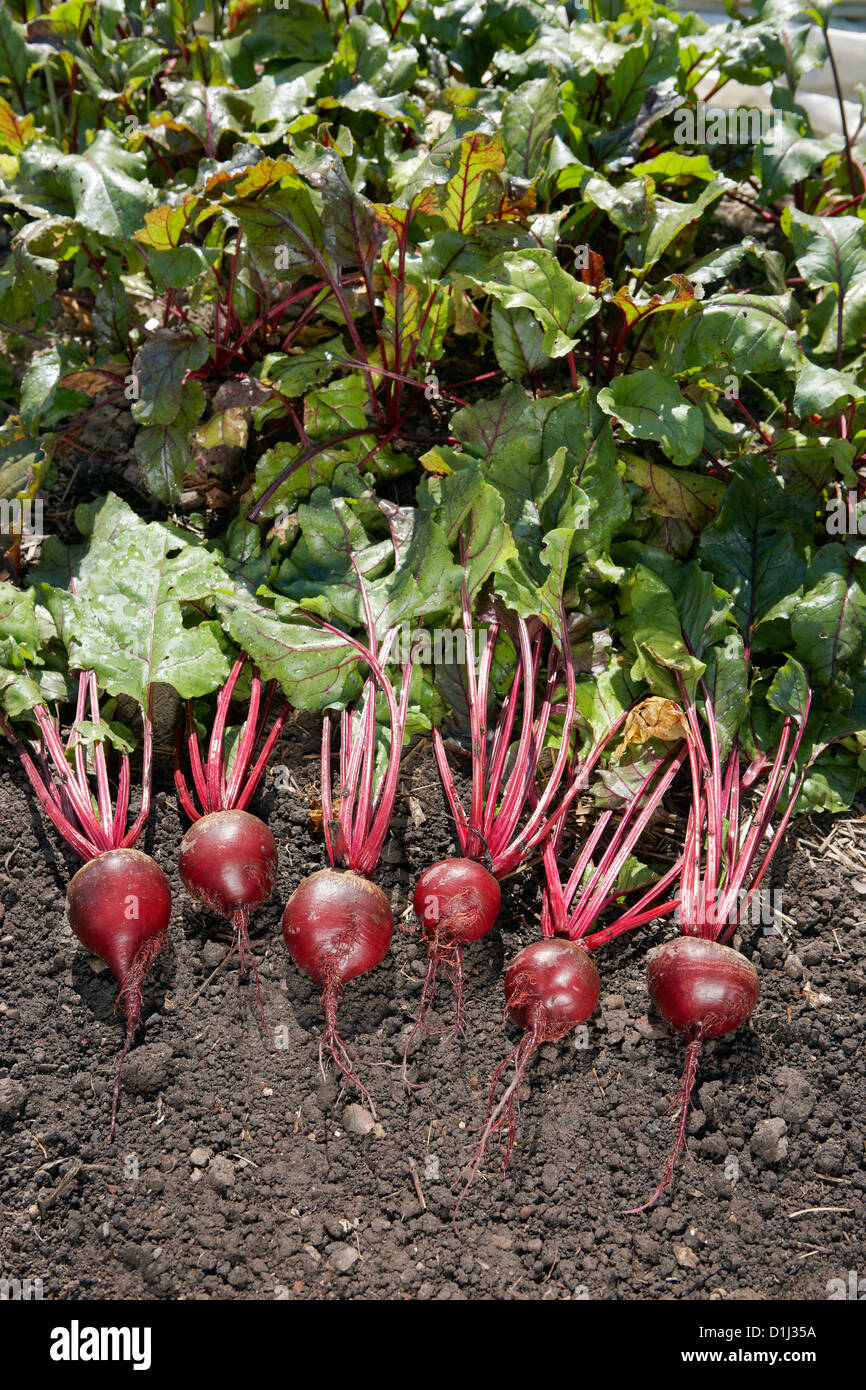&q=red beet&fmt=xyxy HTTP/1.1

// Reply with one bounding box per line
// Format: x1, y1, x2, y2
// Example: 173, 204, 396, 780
647, 937, 760, 1039
174, 660, 288, 1026
282, 868, 393, 1112
179, 809, 278, 1004
627, 937, 760, 1212
67, 848, 172, 1135
404, 859, 501, 1074
504, 938, 601, 1034
457, 940, 600, 1210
